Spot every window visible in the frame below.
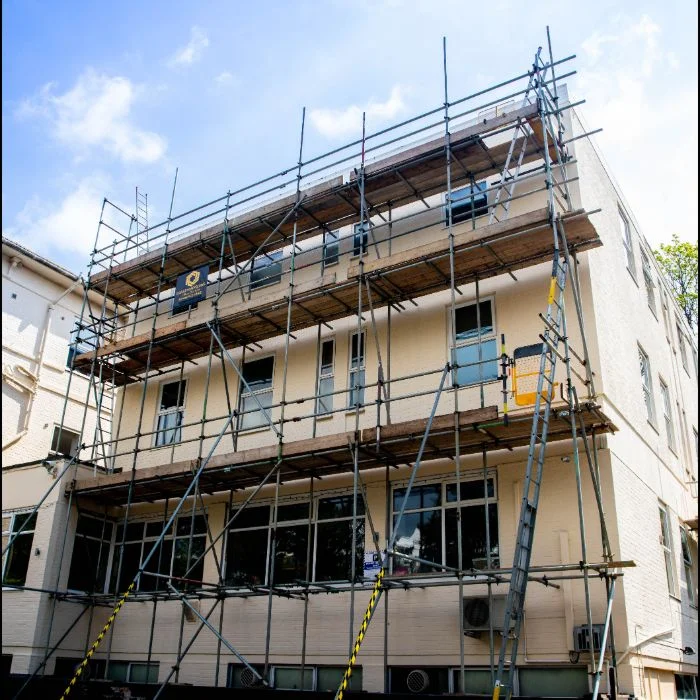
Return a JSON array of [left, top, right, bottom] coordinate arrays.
[[518, 667, 589, 696], [638, 346, 655, 425], [2, 511, 37, 586], [660, 287, 672, 338], [54, 657, 106, 680], [107, 661, 159, 683], [225, 495, 364, 586], [110, 514, 207, 593], [659, 380, 676, 451], [677, 322, 689, 372], [453, 300, 499, 386], [619, 207, 636, 277], [680, 528, 696, 606], [316, 339, 335, 415], [1, 654, 11, 677], [228, 665, 361, 692], [50, 426, 81, 457], [66, 318, 96, 368], [238, 356, 274, 431], [348, 331, 366, 407], [68, 514, 113, 593], [392, 478, 499, 575], [155, 380, 186, 446], [658, 504, 677, 596], [323, 230, 339, 268], [641, 252, 656, 316], [446, 182, 488, 225], [250, 250, 282, 290], [675, 674, 698, 699], [352, 222, 369, 257]]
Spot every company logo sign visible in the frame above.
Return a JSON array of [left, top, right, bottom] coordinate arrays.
[[173, 266, 209, 313]]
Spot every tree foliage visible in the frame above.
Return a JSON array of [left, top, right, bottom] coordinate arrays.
[[653, 234, 698, 331]]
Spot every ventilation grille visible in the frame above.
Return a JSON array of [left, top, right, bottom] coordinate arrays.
[[406, 669, 430, 693], [573, 624, 606, 652]]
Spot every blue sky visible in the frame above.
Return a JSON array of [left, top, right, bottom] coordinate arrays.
[[2, 0, 697, 274]]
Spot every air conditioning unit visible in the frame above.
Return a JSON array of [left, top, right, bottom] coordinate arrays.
[[573, 624, 607, 652], [463, 595, 514, 637]]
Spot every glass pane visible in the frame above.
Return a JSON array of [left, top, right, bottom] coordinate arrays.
[[453, 668, 493, 693], [324, 232, 339, 266], [445, 503, 499, 570], [318, 495, 365, 520], [392, 511, 442, 574], [176, 514, 207, 536], [251, 253, 282, 289], [110, 542, 141, 593], [2, 532, 34, 586], [69, 537, 108, 592], [240, 392, 273, 431], [348, 369, 365, 407], [316, 520, 364, 581], [160, 381, 185, 411], [13, 512, 37, 534], [455, 302, 493, 341], [226, 528, 268, 586], [350, 333, 365, 366], [145, 521, 165, 538], [455, 340, 499, 386], [141, 538, 173, 592], [155, 410, 183, 446], [318, 667, 362, 692], [116, 522, 145, 543], [274, 525, 310, 584], [129, 662, 158, 683], [318, 376, 334, 414], [242, 357, 274, 390], [276, 503, 309, 522], [275, 667, 313, 690], [106, 661, 129, 682], [75, 515, 105, 539], [230, 506, 270, 530], [518, 667, 589, 696], [393, 484, 441, 512], [321, 340, 334, 374], [172, 536, 205, 588], [446, 478, 494, 502]]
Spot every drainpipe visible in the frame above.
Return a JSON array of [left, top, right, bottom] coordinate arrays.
[[2, 275, 85, 453], [616, 627, 674, 665]]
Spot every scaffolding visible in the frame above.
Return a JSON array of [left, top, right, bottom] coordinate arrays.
[[11, 29, 629, 700]]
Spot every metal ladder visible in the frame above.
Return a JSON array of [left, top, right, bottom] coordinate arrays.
[[493, 240, 569, 699], [135, 186, 149, 254]]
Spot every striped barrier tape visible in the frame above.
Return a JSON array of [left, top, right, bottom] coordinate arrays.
[[335, 568, 385, 700], [59, 581, 136, 699]]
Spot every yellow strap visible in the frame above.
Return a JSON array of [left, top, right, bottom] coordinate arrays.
[[60, 582, 136, 699], [336, 568, 384, 700]]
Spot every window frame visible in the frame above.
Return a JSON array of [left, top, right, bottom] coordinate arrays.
[[679, 527, 696, 607], [316, 338, 335, 416], [352, 222, 369, 258], [154, 379, 187, 447], [677, 322, 689, 374], [658, 504, 678, 598], [225, 492, 366, 587], [659, 378, 676, 453], [322, 230, 339, 269], [451, 297, 499, 387], [445, 182, 489, 226], [66, 317, 96, 368], [237, 354, 275, 432], [106, 660, 159, 683], [638, 345, 656, 426], [50, 425, 81, 458], [2, 510, 38, 588], [250, 250, 283, 291], [641, 251, 657, 317], [67, 513, 114, 594], [618, 206, 636, 279], [390, 474, 499, 575], [348, 330, 366, 408]]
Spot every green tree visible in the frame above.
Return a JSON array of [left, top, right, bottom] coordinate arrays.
[[653, 234, 698, 331]]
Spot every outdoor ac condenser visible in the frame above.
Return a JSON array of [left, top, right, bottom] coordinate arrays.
[[462, 595, 514, 636]]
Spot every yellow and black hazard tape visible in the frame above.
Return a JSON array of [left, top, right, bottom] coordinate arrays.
[[59, 581, 136, 699], [335, 568, 385, 700]]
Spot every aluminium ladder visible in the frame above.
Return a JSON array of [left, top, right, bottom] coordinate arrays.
[[493, 238, 569, 700]]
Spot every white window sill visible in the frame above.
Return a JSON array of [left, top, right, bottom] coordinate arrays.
[[316, 413, 334, 422], [151, 442, 183, 450], [237, 424, 276, 437], [345, 407, 366, 416], [350, 252, 369, 261]]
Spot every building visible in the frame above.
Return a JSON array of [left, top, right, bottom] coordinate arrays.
[[2, 43, 697, 699]]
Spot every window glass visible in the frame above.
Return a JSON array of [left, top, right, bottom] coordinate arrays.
[[156, 380, 186, 447], [318, 495, 365, 520], [455, 301, 493, 340], [348, 332, 366, 407], [242, 357, 274, 391], [275, 667, 314, 690], [675, 674, 698, 699], [641, 252, 656, 314], [446, 478, 494, 502], [619, 207, 636, 276], [316, 519, 364, 582], [317, 339, 335, 415], [160, 381, 186, 411], [2, 511, 38, 587], [447, 182, 488, 224], [250, 251, 282, 290], [445, 503, 499, 570], [453, 300, 498, 387], [638, 347, 655, 424], [353, 222, 369, 256], [393, 484, 441, 511], [50, 427, 80, 456], [226, 528, 268, 586], [317, 667, 362, 692], [68, 515, 112, 593], [239, 357, 274, 430], [230, 506, 270, 530], [393, 510, 442, 574], [659, 505, 677, 595], [518, 667, 589, 696], [323, 230, 339, 267], [274, 524, 310, 584], [452, 668, 493, 693]]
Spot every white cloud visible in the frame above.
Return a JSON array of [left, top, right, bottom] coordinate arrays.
[[2, 176, 120, 258], [16, 69, 167, 164], [575, 14, 697, 247], [168, 26, 209, 67], [215, 71, 233, 84], [309, 85, 408, 139]]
